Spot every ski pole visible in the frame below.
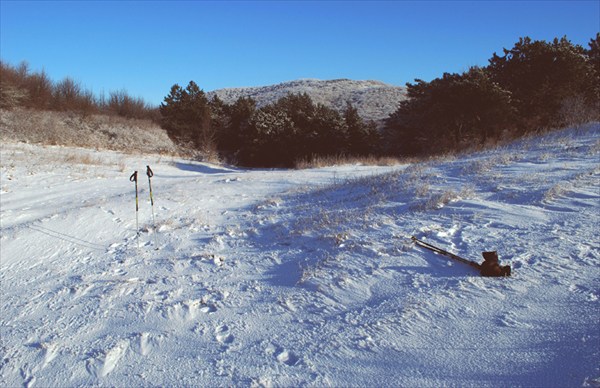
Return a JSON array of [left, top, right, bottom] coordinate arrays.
[[130, 171, 139, 249], [411, 236, 481, 270], [146, 165, 158, 249]]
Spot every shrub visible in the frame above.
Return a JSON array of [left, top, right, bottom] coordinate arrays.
[[0, 60, 157, 120]]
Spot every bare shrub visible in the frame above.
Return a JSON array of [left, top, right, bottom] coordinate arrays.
[[106, 89, 155, 120], [559, 95, 598, 128], [0, 108, 179, 155], [0, 60, 157, 121], [24, 70, 53, 110], [0, 85, 28, 109], [52, 77, 81, 110]]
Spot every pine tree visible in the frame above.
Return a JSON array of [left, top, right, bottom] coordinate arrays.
[[159, 81, 212, 152], [385, 67, 515, 155], [344, 102, 378, 155], [487, 36, 593, 130]]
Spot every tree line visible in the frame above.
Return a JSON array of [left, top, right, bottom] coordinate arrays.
[[383, 35, 600, 156], [160, 34, 599, 166], [2, 34, 598, 167], [0, 61, 157, 120], [159, 83, 379, 166]]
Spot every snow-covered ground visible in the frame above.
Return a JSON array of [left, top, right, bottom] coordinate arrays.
[[1, 124, 599, 387]]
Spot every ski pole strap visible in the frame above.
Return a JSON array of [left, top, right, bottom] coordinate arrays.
[[411, 236, 481, 269], [146, 165, 153, 178], [130, 171, 138, 182]]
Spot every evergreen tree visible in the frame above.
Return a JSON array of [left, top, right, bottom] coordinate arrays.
[[220, 96, 256, 157], [273, 93, 315, 133], [309, 104, 347, 156], [208, 95, 228, 144], [585, 33, 600, 114], [487, 36, 593, 130], [244, 105, 296, 166], [159, 81, 211, 151], [344, 102, 378, 155], [385, 67, 515, 155]]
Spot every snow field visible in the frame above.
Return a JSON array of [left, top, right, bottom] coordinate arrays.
[[1, 124, 599, 387]]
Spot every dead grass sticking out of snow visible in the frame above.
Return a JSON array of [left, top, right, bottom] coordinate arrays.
[[409, 185, 476, 212], [461, 151, 521, 176], [542, 166, 600, 203], [295, 154, 405, 169]]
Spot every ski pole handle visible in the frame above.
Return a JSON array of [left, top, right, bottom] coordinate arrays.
[[147, 169, 154, 207], [130, 171, 140, 248], [130, 171, 139, 212]]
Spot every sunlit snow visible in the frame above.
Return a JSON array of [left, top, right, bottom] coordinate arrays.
[[1, 125, 599, 387]]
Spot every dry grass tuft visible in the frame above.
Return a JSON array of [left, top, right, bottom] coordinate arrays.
[[461, 151, 520, 176], [410, 185, 476, 212], [295, 154, 403, 169], [62, 152, 103, 166]]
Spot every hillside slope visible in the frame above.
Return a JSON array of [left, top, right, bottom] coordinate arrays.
[[0, 108, 179, 155], [1, 124, 599, 387], [208, 78, 407, 122]]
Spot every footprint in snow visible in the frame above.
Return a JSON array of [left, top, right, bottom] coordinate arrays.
[[113, 268, 127, 276], [215, 324, 234, 344], [265, 343, 300, 366], [497, 311, 533, 329], [19, 367, 36, 388], [23, 341, 59, 373], [276, 350, 300, 366], [568, 283, 599, 302], [163, 299, 202, 321], [130, 332, 166, 356], [85, 339, 129, 378], [200, 304, 217, 314], [101, 207, 115, 216]]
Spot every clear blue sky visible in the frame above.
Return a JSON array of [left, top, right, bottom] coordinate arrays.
[[1, 1, 598, 106]]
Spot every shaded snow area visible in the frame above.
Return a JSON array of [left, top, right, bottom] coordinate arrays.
[[1, 125, 599, 387]]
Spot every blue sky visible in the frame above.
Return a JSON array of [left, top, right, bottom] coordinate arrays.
[[1, 1, 598, 106]]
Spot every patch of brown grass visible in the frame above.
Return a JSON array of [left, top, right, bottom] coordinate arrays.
[[0, 108, 180, 156], [295, 154, 404, 169]]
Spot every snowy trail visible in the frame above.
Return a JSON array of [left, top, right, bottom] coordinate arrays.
[[1, 125, 599, 387]]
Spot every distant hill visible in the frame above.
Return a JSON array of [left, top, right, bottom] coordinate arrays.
[[207, 78, 407, 123]]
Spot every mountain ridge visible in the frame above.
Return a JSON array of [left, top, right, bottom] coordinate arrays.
[[207, 78, 407, 123]]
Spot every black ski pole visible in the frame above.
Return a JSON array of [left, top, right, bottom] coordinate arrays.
[[146, 165, 158, 249], [130, 171, 139, 248], [411, 236, 481, 270]]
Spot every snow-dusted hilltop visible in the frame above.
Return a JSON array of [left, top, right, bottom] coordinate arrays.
[[208, 78, 407, 122]]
